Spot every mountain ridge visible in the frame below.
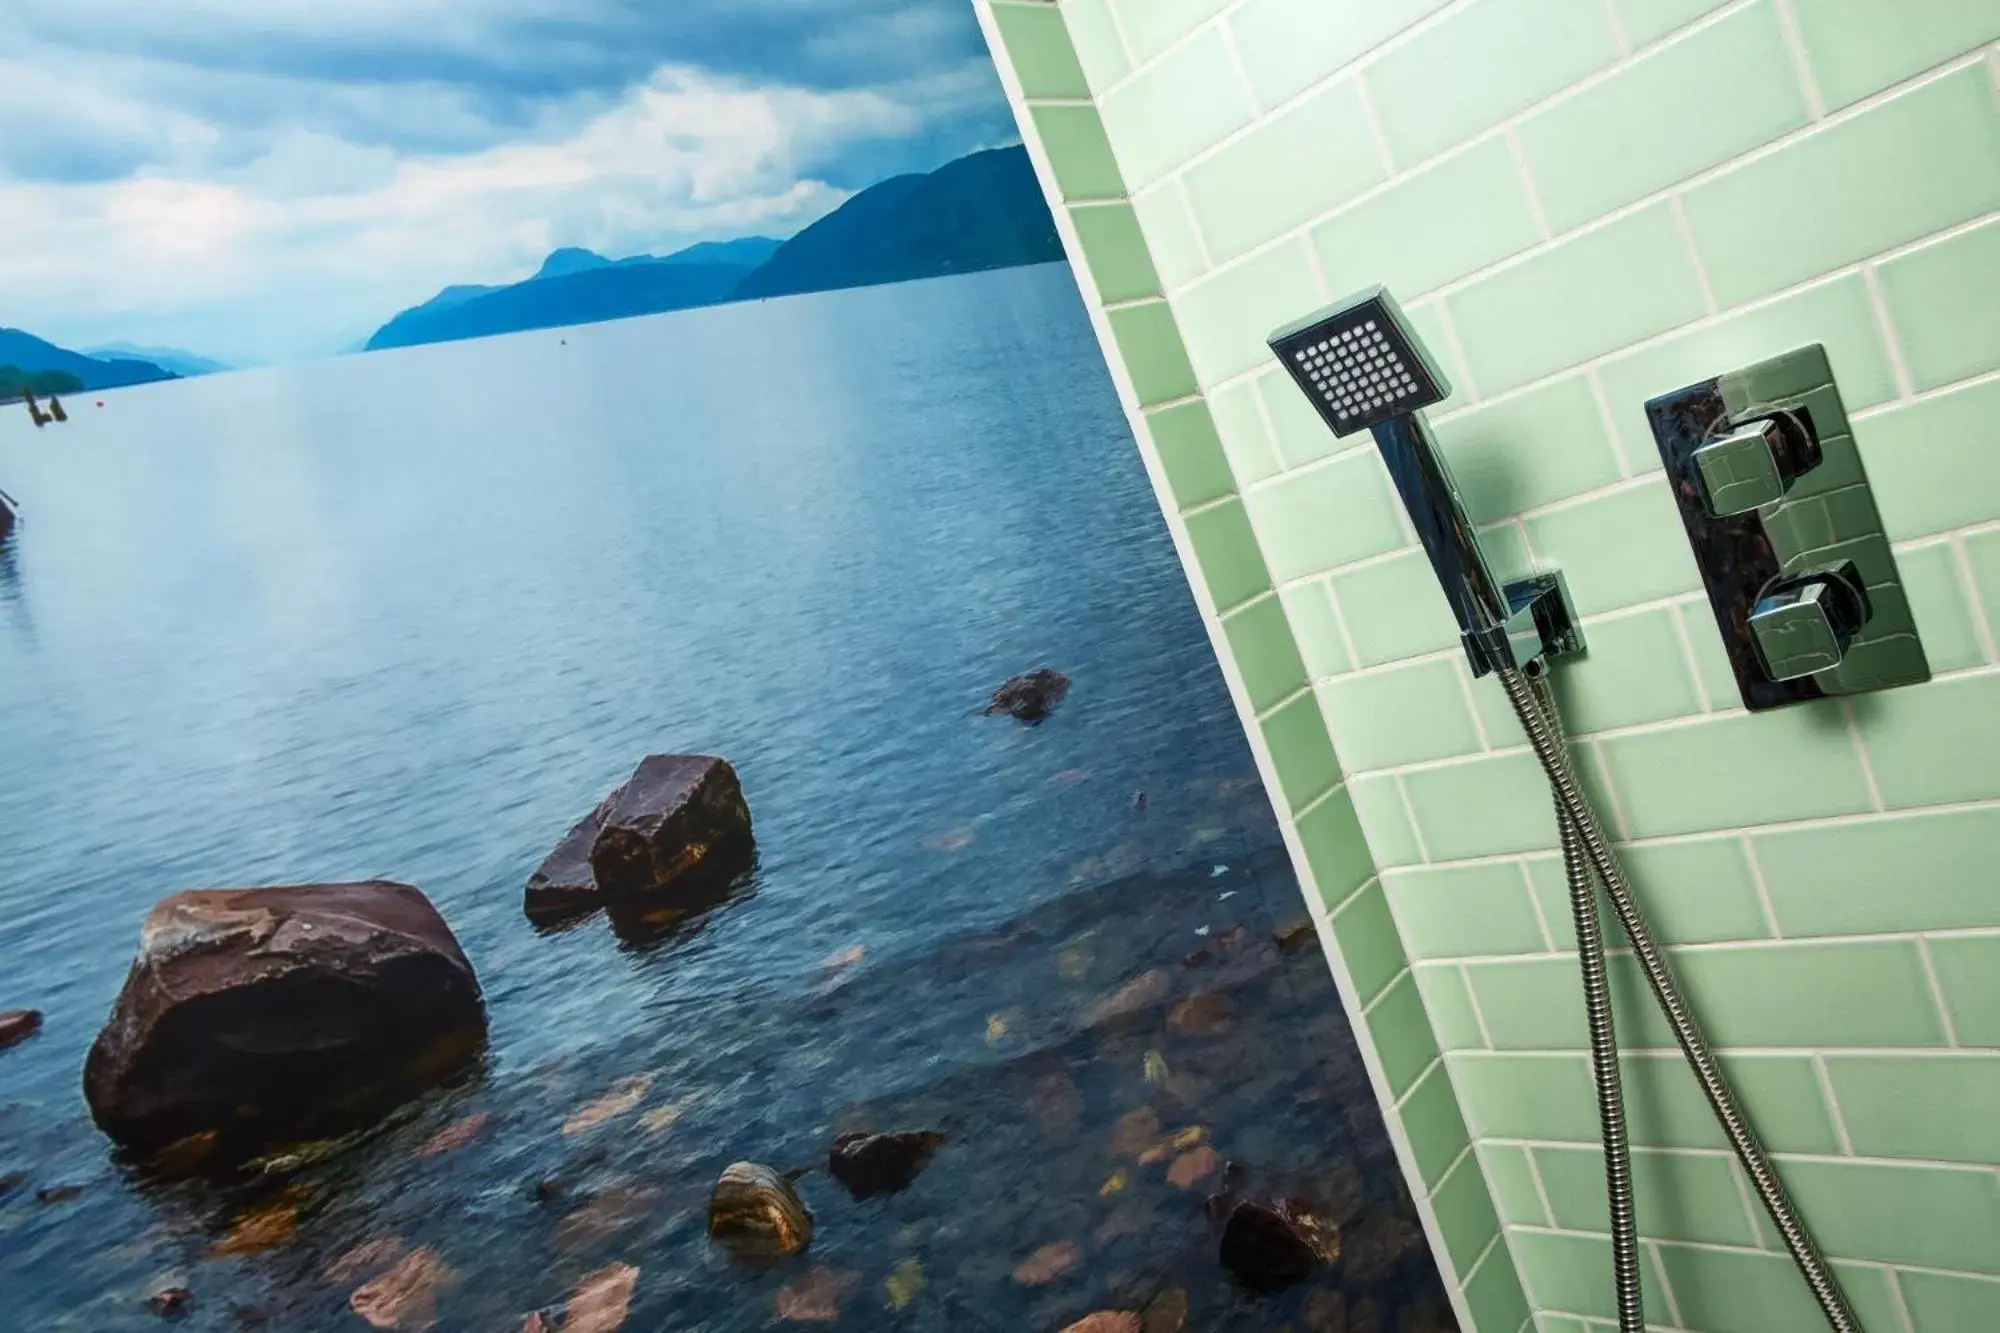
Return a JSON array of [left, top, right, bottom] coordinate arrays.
[[0, 329, 177, 394]]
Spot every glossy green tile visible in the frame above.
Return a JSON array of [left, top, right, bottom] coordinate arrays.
[[1597, 705, 1873, 838], [1898, 541, 1987, 671], [1311, 135, 1542, 300], [1463, 1241, 1531, 1332], [1296, 787, 1377, 911], [1106, 0, 1230, 63], [1229, 0, 1453, 110], [1399, 1060, 1472, 1188], [1612, 0, 1728, 46], [1403, 300, 1475, 408], [1520, 483, 1703, 617], [1862, 376, 2000, 541], [1209, 377, 1283, 486], [1416, 963, 1487, 1049], [1856, 672, 2000, 807], [1901, 1270, 2000, 1331], [1548, 607, 1704, 734], [1928, 933, 2000, 1047], [1131, 181, 1207, 290], [1183, 497, 1271, 611], [1260, 689, 1342, 812], [1467, 953, 1661, 1050], [1030, 104, 1126, 200], [1432, 1149, 1504, 1277], [1317, 658, 1485, 772], [1535, 1145, 1757, 1246], [1366, 0, 1621, 168], [1329, 548, 1464, 667], [1668, 939, 1947, 1047], [1069, 202, 1160, 305], [1386, 860, 1548, 960], [1348, 772, 1424, 868], [1620, 1052, 1843, 1154], [1221, 594, 1308, 712], [1258, 363, 1353, 469], [1681, 66, 2000, 306], [1528, 836, 1769, 949], [1677, 598, 1742, 705], [1520, 2, 1810, 233], [1656, 1244, 1886, 1333], [1975, 529, 2000, 648], [1778, 1156, 2000, 1273], [1331, 879, 1407, 1003], [1449, 204, 1707, 395], [1060, 0, 1130, 92], [1477, 1143, 1548, 1225], [1754, 806, 2000, 935], [1827, 1054, 2000, 1165], [1464, 665, 1530, 752], [1596, 272, 1897, 465], [1145, 399, 1233, 509], [1452, 1051, 1842, 1151], [1403, 751, 1560, 861], [1175, 238, 1323, 385], [1099, 28, 1251, 189], [992, 2, 1091, 100], [1106, 300, 1199, 405], [1185, 78, 1387, 264], [1535, 1317, 1590, 1333], [1244, 450, 1407, 582], [1510, 1227, 1667, 1322], [1279, 580, 1351, 678], [1370, 970, 1443, 1096], [1878, 216, 2000, 391], [1432, 375, 1624, 526], [1793, 0, 2000, 109]]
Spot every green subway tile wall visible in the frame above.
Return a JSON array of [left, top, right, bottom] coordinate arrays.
[[981, 0, 2000, 1327]]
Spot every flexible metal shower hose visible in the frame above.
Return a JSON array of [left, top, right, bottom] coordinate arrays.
[[1497, 667, 1861, 1333]]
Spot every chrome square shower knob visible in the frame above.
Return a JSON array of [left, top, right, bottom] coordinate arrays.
[[1692, 411, 1820, 517], [1749, 562, 1870, 682]]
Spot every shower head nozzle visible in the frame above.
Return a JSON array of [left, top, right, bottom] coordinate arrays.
[[1267, 286, 1452, 438]]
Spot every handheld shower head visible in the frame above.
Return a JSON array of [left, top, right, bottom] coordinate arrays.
[[1267, 287, 1580, 678], [1269, 287, 1451, 436]]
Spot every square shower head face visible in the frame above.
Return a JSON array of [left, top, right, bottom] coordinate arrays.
[[1268, 288, 1451, 438]]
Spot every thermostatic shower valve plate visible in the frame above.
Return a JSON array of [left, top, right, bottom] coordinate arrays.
[[1645, 344, 1929, 712]]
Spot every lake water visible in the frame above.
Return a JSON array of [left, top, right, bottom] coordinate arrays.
[[0, 265, 1455, 1330]]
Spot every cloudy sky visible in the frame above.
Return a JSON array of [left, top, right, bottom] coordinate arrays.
[[0, 0, 1018, 364]]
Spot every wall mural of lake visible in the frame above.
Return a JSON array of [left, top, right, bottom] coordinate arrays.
[[0, 3, 1456, 1329]]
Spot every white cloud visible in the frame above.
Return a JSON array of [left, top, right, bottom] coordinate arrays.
[[0, 65, 925, 362]]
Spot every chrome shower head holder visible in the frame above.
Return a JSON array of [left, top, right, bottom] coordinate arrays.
[[1268, 286, 1582, 678]]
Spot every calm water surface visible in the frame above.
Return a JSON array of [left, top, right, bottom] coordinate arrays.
[[0, 266, 1453, 1330]]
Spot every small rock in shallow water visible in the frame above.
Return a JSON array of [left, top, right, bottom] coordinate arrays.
[[1062, 1315, 1140, 1333], [1141, 1288, 1188, 1333], [1167, 992, 1233, 1037], [0, 1008, 42, 1049], [1218, 1197, 1339, 1292], [708, 1162, 812, 1259], [985, 668, 1070, 723], [827, 1130, 945, 1200], [589, 754, 754, 900], [1273, 919, 1317, 954], [1013, 1239, 1080, 1286], [562, 1262, 639, 1333], [774, 1267, 857, 1322], [349, 1247, 453, 1330], [146, 1286, 193, 1319]]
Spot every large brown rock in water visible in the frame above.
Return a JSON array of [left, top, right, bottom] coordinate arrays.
[[84, 882, 486, 1160], [985, 668, 1070, 724], [524, 786, 625, 923], [588, 755, 752, 899]]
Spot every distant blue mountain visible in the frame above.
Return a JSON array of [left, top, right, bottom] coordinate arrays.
[[734, 146, 1062, 301], [84, 342, 231, 377], [365, 236, 785, 352], [0, 328, 176, 393]]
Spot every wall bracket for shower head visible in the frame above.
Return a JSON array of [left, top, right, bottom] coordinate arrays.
[[1268, 287, 1583, 678]]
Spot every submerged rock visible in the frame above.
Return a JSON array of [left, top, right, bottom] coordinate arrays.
[[0, 1008, 42, 1050], [708, 1162, 813, 1260], [83, 882, 487, 1161], [827, 1129, 946, 1200], [985, 668, 1070, 723], [146, 1286, 194, 1319], [1216, 1196, 1340, 1292]]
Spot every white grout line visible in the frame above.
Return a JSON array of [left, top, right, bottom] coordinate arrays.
[[1770, 0, 1827, 119], [1950, 533, 2000, 663], [1353, 70, 1399, 175], [1915, 937, 1963, 1047], [1457, 661, 1497, 752], [1839, 699, 1887, 812], [1668, 602, 1717, 713], [1520, 860, 1561, 952], [1586, 365, 1636, 477], [1648, 1240, 1686, 1328], [1860, 261, 1918, 400], [1432, 298, 1483, 405], [1739, 834, 1785, 939], [1522, 1145, 1559, 1230], [1461, 960, 1498, 1048], [1669, 195, 1720, 314], [1322, 579, 1367, 672], [1396, 771, 1434, 862], [1599, 0, 1632, 56], [1725, 1156, 1769, 1250], [1812, 1052, 1857, 1155], [1885, 1267, 1921, 1333]]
